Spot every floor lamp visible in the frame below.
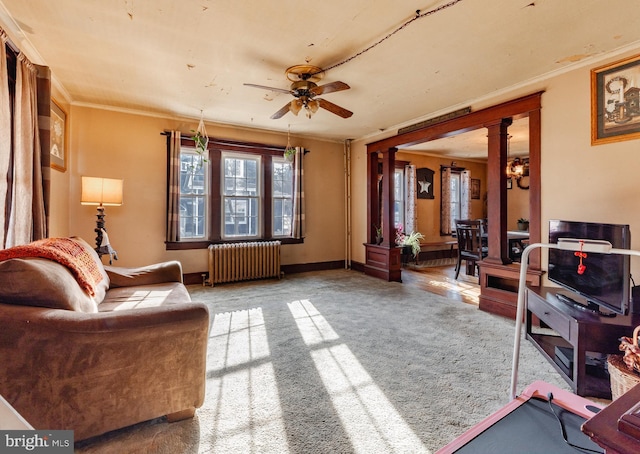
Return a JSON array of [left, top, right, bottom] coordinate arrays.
[[81, 176, 123, 263]]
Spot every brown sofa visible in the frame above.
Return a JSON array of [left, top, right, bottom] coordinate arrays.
[[0, 237, 209, 441]]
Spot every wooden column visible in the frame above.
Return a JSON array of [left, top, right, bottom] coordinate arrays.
[[364, 146, 401, 282], [484, 118, 512, 264], [527, 108, 542, 270], [367, 150, 379, 243], [380, 148, 395, 247]]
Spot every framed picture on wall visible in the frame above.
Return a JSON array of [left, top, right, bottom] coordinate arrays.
[[471, 178, 480, 199], [416, 167, 435, 199], [507, 178, 513, 190], [591, 53, 640, 145], [50, 98, 67, 172]]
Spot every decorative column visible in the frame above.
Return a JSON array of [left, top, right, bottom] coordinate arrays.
[[364, 146, 401, 282], [483, 118, 512, 264]]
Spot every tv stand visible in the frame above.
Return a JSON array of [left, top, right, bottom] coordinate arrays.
[[526, 286, 640, 398], [555, 292, 616, 317]]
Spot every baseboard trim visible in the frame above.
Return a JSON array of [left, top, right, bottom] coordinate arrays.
[[282, 260, 345, 275], [183, 260, 348, 285]]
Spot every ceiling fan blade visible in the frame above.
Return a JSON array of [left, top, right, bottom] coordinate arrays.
[[309, 81, 350, 96], [244, 83, 292, 95], [270, 102, 292, 119], [317, 98, 353, 118]]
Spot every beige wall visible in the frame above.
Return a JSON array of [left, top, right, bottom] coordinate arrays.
[[51, 106, 346, 274], [351, 45, 640, 273], [507, 175, 529, 230]]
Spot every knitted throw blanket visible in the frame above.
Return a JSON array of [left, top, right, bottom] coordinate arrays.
[[0, 238, 103, 296]]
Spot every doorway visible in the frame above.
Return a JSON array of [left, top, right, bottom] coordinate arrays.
[[364, 92, 544, 318]]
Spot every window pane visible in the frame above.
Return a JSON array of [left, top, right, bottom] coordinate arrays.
[[273, 198, 292, 236], [180, 195, 206, 239], [273, 162, 293, 197], [394, 170, 403, 200], [180, 155, 206, 195], [224, 197, 259, 237], [224, 156, 259, 196], [450, 173, 461, 231], [178, 148, 208, 240], [394, 169, 404, 229]]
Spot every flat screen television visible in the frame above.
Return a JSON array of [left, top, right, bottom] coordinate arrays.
[[548, 219, 631, 315]]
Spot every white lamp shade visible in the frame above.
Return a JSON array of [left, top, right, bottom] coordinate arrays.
[[81, 177, 124, 206]]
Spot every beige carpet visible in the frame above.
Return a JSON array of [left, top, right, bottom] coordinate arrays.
[[75, 269, 572, 453]]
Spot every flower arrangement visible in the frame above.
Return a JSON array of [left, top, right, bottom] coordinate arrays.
[[395, 225, 424, 258]]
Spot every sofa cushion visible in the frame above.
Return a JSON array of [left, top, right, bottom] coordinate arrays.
[[99, 282, 192, 312], [0, 258, 98, 312]]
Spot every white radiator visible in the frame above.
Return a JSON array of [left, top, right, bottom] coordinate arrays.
[[207, 241, 281, 286]]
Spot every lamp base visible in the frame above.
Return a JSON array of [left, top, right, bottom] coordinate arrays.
[[94, 206, 118, 264], [94, 206, 106, 250]]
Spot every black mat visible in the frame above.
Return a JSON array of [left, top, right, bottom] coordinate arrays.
[[454, 396, 602, 453]]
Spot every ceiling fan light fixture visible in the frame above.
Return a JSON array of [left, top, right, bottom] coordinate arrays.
[[290, 99, 302, 116], [246, 64, 352, 119], [302, 98, 320, 118]]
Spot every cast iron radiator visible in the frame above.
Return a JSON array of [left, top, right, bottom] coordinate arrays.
[[207, 241, 281, 286]]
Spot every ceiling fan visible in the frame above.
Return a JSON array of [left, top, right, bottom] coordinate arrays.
[[244, 64, 353, 119]]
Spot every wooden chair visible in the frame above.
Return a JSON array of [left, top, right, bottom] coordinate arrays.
[[454, 219, 487, 280]]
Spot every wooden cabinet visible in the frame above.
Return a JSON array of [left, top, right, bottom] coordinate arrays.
[[526, 286, 640, 399], [582, 383, 640, 454]]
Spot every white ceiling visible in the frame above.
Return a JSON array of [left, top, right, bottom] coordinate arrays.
[[1, 0, 640, 158]]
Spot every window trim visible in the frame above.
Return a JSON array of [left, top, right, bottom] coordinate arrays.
[[166, 136, 303, 250]]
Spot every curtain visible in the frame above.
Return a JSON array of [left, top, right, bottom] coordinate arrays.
[[460, 170, 471, 221], [440, 167, 452, 235], [291, 146, 305, 239], [0, 31, 10, 248], [166, 130, 181, 242], [404, 164, 417, 233], [6, 53, 43, 247]]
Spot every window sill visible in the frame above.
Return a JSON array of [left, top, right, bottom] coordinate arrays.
[[165, 238, 303, 250]]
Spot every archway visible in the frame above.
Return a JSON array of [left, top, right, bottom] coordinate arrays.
[[364, 92, 544, 318]]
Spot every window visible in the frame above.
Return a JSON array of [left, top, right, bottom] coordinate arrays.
[[440, 167, 470, 235], [168, 137, 300, 248], [449, 171, 462, 232], [222, 153, 260, 238], [272, 158, 293, 237], [179, 150, 208, 239]]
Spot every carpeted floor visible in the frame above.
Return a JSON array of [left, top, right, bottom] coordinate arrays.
[[75, 269, 572, 453]]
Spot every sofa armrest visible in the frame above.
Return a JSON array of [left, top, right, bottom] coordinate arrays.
[[104, 260, 183, 287]]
